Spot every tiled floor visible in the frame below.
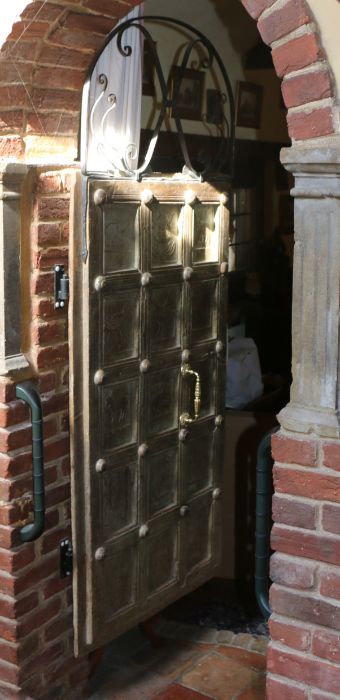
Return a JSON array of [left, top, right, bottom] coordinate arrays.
[[87, 619, 267, 700]]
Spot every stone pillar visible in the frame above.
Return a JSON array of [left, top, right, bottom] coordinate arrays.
[[0, 162, 29, 375], [278, 139, 340, 438]]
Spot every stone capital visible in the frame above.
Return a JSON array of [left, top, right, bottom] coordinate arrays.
[[278, 138, 340, 437]]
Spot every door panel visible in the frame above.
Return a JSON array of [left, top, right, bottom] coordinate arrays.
[[70, 177, 229, 655]]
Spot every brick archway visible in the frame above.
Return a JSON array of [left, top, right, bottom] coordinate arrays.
[[0, 0, 336, 159], [0, 2, 339, 700]]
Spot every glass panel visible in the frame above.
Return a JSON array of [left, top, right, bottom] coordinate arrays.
[[145, 524, 178, 595], [193, 205, 219, 263], [100, 543, 138, 619], [183, 433, 213, 499], [99, 463, 137, 539], [148, 368, 179, 436], [196, 357, 216, 417], [185, 496, 211, 573], [152, 205, 183, 267], [148, 446, 178, 517], [103, 204, 139, 273], [192, 279, 218, 344], [103, 291, 139, 365], [102, 380, 138, 450], [150, 285, 181, 352]]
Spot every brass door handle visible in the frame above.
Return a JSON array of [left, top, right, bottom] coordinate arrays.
[[180, 363, 201, 427]]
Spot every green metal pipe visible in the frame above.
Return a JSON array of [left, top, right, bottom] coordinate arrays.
[[255, 426, 279, 620], [16, 382, 45, 543]]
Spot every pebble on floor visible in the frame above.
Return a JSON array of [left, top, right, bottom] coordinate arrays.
[[87, 619, 267, 700]]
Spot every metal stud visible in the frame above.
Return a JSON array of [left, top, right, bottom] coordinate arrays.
[[141, 189, 154, 205], [93, 188, 107, 206], [184, 189, 196, 206], [140, 359, 151, 373], [180, 505, 189, 517], [215, 415, 224, 428], [220, 262, 228, 276], [139, 524, 149, 539], [179, 428, 188, 442], [181, 349, 191, 364], [95, 459, 106, 473], [141, 272, 152, 287], [138, 443, 149, 458], [183, 267, 194, 281], [219, 192, 228, 205], [212, 488, 222, 500], [94, 276, 105, 291], [94, 369, 105, 385], [95, 546, 106, 560], [215, 340, 224, 355]]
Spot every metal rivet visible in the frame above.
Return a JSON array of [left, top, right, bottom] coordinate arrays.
[[94, 369, 105, 385], [95, 459, 106, 473], [220, 262, 228, 276], [215, 340, 224, 355], [55, 265, 60, 272], [141, 189, 154, 205], [184, 189, 196, 206], [179, 428, 188, 442], [138, 443, 149, 457], [95, 547, 106, 561], [183, 267, 194, 281], [212, 488, 222, 500], [180, 505, 189, 517], [94, 188, 107, 206], [139, 524, 149, 539], [140, 359, 151, 373], [94, 276, 105, 291], [220, 192, 228, 205], [181, 349, 191, 364], [141, 272, 152, 287], [215, 415, 224, 428]]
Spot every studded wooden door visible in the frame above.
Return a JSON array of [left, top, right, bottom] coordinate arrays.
[[70, 176, 230, 656]]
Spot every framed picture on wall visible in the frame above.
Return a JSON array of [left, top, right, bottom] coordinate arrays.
[[236, 81, 263, 128], [170, 67, 205, 120]]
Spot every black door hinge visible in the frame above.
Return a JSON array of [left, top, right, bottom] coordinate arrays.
[[60, 538, 73, 578], [54, 265, 69, 310]]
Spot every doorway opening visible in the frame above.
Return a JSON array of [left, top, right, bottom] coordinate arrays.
[[73, 0, 293, 695]]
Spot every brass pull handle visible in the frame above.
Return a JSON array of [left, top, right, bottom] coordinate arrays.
[[180, 363, 201, 427]]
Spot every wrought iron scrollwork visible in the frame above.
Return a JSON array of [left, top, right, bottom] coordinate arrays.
[[81, 16, 235, 180]]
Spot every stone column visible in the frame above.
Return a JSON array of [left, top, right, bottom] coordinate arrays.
[[278, 139, 340, 438], [0, 162, 29, 374]]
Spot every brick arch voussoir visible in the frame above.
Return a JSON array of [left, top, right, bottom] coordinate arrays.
[[0, 0, 337, 158]]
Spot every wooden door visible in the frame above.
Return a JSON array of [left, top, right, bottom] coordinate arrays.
[[70, 176, 230, 656]]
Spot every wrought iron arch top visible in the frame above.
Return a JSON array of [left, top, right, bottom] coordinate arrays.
[[81, 15, 235, 181]]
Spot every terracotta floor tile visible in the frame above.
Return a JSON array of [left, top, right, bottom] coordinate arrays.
[[89, 663, 170, 700], [237, 676, 266, 699], [180, 652, 261, 700], [216, 646, 267, 672], [132, 640, 205, 679], [153, 683, 213, 699]]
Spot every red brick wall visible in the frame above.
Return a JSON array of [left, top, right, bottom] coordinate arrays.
[[0, 0, 339, 698], [266, 434, 340, 699], [0, 169, 89, 699]]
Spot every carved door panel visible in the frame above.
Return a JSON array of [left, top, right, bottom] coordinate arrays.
[[70, 177, 229, 656]]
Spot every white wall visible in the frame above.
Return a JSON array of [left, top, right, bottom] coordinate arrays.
[[143, 0, 287, 142]]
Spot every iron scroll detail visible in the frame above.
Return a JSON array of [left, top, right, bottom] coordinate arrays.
[[81, 16, 235, 180]]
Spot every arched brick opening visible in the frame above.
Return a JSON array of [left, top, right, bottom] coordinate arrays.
[[0, 2, 339, 699], [0, 0, 337, 159]]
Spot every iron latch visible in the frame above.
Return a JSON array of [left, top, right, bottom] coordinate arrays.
[[60, 538, 73, 578], [54, 265, 69, 310]]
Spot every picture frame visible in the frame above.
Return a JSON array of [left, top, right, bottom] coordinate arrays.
[[170, 67, 205, 121], [206, 89, 224, 125], [236, 81, 263, 129], [142, 41, 156, 96]]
